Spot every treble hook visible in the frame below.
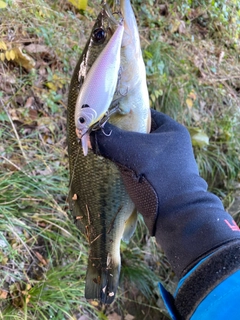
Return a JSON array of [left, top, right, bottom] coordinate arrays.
[[90, 117, 112, 136], [101, 126, 112, 137]]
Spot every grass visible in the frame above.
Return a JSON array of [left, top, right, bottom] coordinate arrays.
[[0, 1, 166, 316], [139, 2, 240, 195], [0, 0, 239, 318], [0, 158, 91, 318]]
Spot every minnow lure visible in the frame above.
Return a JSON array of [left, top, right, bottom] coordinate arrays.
[[74, 23, 124, 156]]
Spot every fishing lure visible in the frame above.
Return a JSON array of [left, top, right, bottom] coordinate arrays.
[[74, 23, 124, 156]]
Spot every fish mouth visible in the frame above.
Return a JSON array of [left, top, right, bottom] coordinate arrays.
[[101, 2, 122, 27], [75, 128, 89, 156], [81, 131, 90, 156]]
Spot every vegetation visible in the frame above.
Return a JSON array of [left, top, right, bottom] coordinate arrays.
[[0, 0, 239, 319]]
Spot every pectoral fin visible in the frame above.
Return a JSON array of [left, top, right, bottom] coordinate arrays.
[[122, 208, 138, 243]]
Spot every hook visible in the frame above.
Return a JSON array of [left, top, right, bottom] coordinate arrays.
[[101, 126, 112, 137]]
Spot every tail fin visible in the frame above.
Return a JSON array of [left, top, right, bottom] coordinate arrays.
[[85, 261, 120, 304]]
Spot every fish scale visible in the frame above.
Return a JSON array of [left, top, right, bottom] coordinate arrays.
[[67, 0, 150, 304]]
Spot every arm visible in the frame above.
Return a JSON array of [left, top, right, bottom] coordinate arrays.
[[90, 109, 240, 319]]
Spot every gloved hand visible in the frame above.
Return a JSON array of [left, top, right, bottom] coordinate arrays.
[[90, 109, 240, 279]]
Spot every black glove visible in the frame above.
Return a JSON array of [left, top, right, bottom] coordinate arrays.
[[90, 109, 240, 280]]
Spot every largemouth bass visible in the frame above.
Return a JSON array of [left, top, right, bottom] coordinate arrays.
[[67, 0, 150, 304]]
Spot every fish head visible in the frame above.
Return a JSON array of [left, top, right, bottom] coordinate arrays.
[[88, 3, 121, 49], [78, 5, 120, 82]]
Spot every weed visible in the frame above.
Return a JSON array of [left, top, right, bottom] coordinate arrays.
[[0, 0, 239, 318]]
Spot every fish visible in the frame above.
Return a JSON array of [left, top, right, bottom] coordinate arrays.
[[75, 23, 124, 156], [67, 0, 150, 304]]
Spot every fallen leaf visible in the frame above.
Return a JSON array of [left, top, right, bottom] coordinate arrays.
[[107, 313, 121, 320], [21, 284, 32, 295], [37, 222, 47, 227], [170, 20, 181, 33], [68, 0, 88, 10], [25, 294, 31, 304], [12, 47, 36, 71], [10, 283, 24, 308], [0, 290, 8, 299], [35, 251, 48, 266], [28, 108, 38, 120], [45, 81, 57, 91], [37, 116, 56, 133], [193, 55, 203, 70], [72, 194, 78, 200], [189, 109, 201, 122], [178, 20, 186, 34], [5, 50, 11, 61], [218, 51, 225, 65], [0, 0, 7, 9], [0, 255, 8, 265], [0, 52, 5, 61], [24, 43, 52, 54], [188, 127, 209, 148], [186, 91, 197, 109], [24, 96, 35, 108], [26, 284, 31, 291], [0, 40, 7, 50], [9, 49, 15, 60], [78, 316, 91, 320], [187, 98, 194, 109], [1, 72, 16, 84], [188, 90, 197, 100], [90, 300, 99, 307]]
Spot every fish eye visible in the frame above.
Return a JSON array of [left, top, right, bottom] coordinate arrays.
[[82, 104, 90, 108], [92, 27, 106, 43], [79, 117, 85, 124]]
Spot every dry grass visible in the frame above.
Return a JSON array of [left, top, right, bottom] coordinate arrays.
[[0, 0, 239, 319]]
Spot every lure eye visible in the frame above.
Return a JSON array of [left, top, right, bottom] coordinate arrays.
[[79, 117, 85, 124], [92, 27, 106, 43], [82, 104, 90, 108]]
